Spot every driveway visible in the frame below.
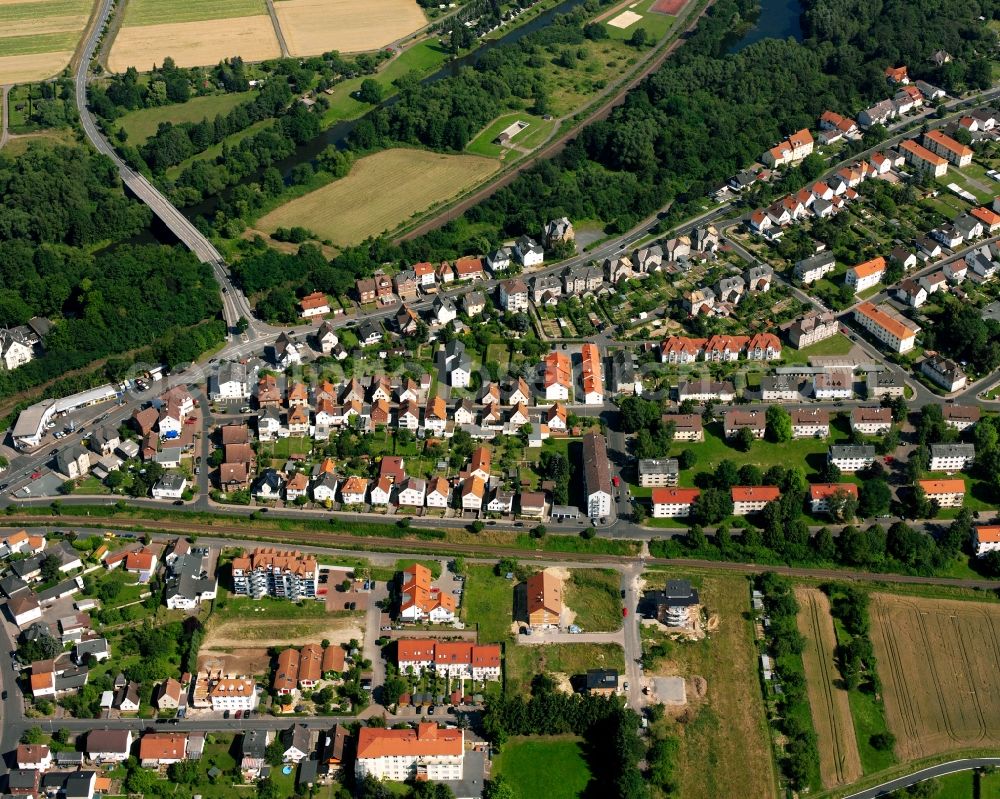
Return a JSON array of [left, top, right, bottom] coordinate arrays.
[[516, 630, 624, 645]]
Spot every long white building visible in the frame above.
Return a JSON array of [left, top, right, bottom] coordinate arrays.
[[355, 724, 464, 783]]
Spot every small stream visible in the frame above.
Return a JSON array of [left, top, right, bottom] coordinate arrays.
[[181, 0, 593, 222]]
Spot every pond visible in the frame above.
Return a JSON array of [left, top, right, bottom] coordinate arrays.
[[727, 0, 803, 53]]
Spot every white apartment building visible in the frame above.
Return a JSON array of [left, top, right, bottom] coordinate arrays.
[[850, 407, 892, 435], [828, 445, 876, 472], [929, 444, 975, 473], [731, 486, 781, 516], [791, 409, 830, 439], [651, 488, 700, 518], [209, 678, 259, 712], [853, 302, 919, 353], [355, 725, 464, 783]]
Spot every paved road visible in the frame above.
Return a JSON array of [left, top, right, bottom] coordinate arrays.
[[841, 758, 1000, 799], [72, 0, 263, 342]]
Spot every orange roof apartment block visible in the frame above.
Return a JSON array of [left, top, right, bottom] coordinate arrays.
[[924, 129, 973, 166], [356, 724, 464, 782], [580, 342, 604, 403]]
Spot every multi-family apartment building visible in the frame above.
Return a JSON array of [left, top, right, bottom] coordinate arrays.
[[355, 724, 464, 783], [828, 445, 876, 472], [929, 444, 975, 473], [231, 548, 318, 601], [853, 302, 920, 353]]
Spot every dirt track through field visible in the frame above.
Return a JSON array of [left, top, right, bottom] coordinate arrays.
[[871, 593, 1000, 760], [795, 588, 863, 787]]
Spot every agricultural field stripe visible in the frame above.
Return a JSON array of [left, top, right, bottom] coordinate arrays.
[[795, 588, 862, 788], [0, 30, 79, 57], [0, 0, 89, 22], [122, 0, 268, 26]]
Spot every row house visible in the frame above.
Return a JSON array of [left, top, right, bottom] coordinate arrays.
[[788, 308, 838, 347], [923, 129, 973, 167], [818, 110, 860, 144], [943, 405, 980, 431], [399, 563, 456, 623], [723, 410, 765, 440], [677, 379, 736, 403], [829, 445, 876, 472], [396, 639, 502, 681], [760, 374, 800, 401], [580, 343, 604, 405], [662, 413, 703, 441], [900, 138, 948, 177], [845, 256, 885, 293], [921, 355, 967, 392], [812, 370, 854, 399], [929, 443, 975, 473], [810, 483, 858, 515], [543, 351, 572, 401], [762, 128, 814, 167], [564, 265, 605, 295], [731, 486, 780, 516]]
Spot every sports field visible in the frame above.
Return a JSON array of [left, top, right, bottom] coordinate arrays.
[[107, 0, 279, 71], [273, 0, 426, 56], [604, 0, 677, 41], [258, 148, 499, 246], [0, 0, 94, 83], [871, 593, 1000, 760], [795, 587, 862, 788]]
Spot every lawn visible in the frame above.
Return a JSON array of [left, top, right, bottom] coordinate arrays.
[[565, 569, 621, 632], [670, 418, 849, 486], [319, 40, 450, 127], [463, 564, 515, 643], [787, 333, 855, 362], [505, 643, 624, 697], [466, 112, 555, 158], [212, 593, 331, 621], [257, 148, 500, 246], [493, 735, 593, 799], [122, 0, 266, 26], [118, 91, 255, 144], [932, 770, 975, 799]]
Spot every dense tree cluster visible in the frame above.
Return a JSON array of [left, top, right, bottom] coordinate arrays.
[[0, 146, 223, 405], [136, 79, 297, 172], [921, 298, 1000, 374], [758, 573, 818, 789], [88, 59, 253, 120]]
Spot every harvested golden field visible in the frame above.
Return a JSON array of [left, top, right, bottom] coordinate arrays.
[[107, 15, 280, 71], [871, 593, 1000, 760], [795, 588, 862, 788], [259, 148, 499, 246], [274, 0, 426, 56], [0, 50, 74, 82]]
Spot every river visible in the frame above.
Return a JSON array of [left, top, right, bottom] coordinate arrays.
[[181, 0, 592, 223], [727, 0, 803, 53]]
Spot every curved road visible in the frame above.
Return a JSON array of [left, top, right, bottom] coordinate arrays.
[[841, 758, 1000, 799], [72, 0, 262, 340]]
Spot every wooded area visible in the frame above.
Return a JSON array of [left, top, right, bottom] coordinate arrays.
[[0, 146, 224, 405]]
